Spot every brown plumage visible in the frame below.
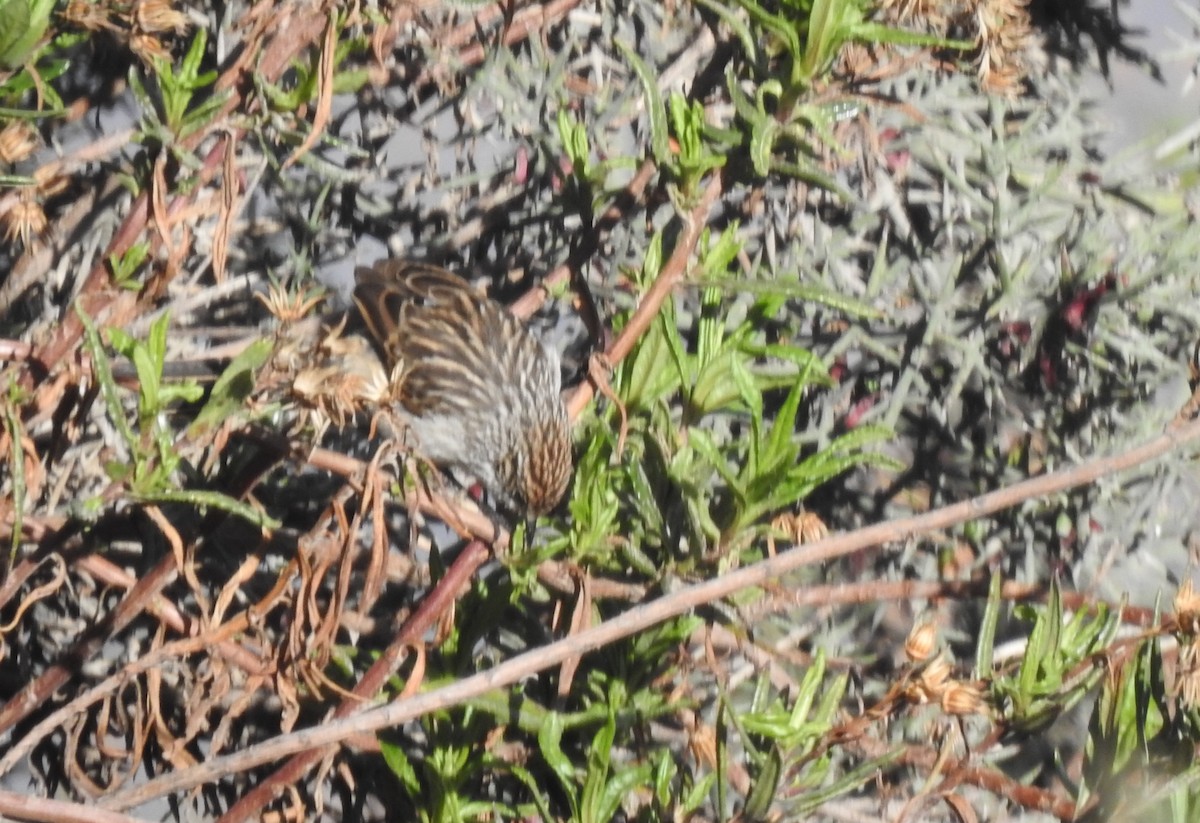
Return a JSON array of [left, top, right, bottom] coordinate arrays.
[[352, 260, 572, 518]]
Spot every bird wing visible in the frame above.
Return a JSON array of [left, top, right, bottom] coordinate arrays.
[[352, 260, 483, 354]]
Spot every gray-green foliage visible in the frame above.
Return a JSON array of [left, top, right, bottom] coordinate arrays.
[[8, 0, 1200, 818]]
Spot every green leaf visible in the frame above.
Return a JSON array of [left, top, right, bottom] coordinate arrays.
[[536, 707, 599, 821], [695, 285, 723, 368], [109, 242, 151, 287], [695, 277, 880, 320], [976, 570, 1002, 675], [791, 748, 904, 815], [0, 0, 52, 70], [1110, 643, 1144, 773], [0, 0, 30, 69], [659, 303, 693, 405], [691, 351, 743, 416], [736, 0, 800, 65], [791, 648, 827, 727], [801, 0, 843, 83], [730, 353, 762, 422], [77, 307, 136, 449], [764, 361, 811, 460], [852, 21, 973, 51], [190, 338, 273, 434], [614, 39, 670, 167], [379, 739, 421, 794], [147, 313, 169, 370], [3, 391, 27, 568], [666, 92, 727, 193], [743, 744, 783, 820], [688, 428, 744, 500], [698, 223, 743, 280], [771, 153, 847, 196], [0, 103, 64, 119], [580, 709, 617, 822], [133, 489, 280, 531], [621, 310, 676, 410], [749, 112, 779, 177], [537, 711, 577, 797], [556, 109, 591, 179], [131, 344, 160, 420], [147, 28, 229, 138], [157, 381, 204, 406]]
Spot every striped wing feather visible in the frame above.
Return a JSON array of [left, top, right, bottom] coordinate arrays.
[[351, 259, 570, 515], [352, 260, 535, 418]]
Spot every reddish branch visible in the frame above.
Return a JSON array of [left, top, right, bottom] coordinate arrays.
[[1, 0, 617, 813], [218, 539, 491, 822], [96, 404, 1200, 812]]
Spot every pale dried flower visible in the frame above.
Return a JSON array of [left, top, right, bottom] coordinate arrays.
[[905, 618, 938, 663], [1177, 637, 1200, 709], [974, 0, 1032, 95], [1176, 579, 1200, 636], [770, 509, 828, 545], [292, 320, 389, 432], [134, 0, 189, 34], [1, 192, 47, 247], [256, 283, 327, 324], [687, 720, 718, 769], [129, 31, 171, 66], [0, 123, 38, 165], [63, 0, 115, 32], [906, 653, 953, 704], [353, 260, 572, 518], [940, 681, 987, 716]]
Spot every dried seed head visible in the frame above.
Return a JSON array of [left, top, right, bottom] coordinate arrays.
[[0, 123, 38, 165], [974, 0, 1032, 95], [256, 283, 327, 324], [1, 191, 47, 247], [1177, 579, 1200, 636], [905, 618, 938, 664], [129, 31, 170, 66], [63, 0, 114, 31], [906, 653, 953, 705], [134, 0, 189, 33], [1178, 637, 1200, 709], [292, 320, 390, 430], [940, 681, 987, 717], [353, 260, 573, 518]]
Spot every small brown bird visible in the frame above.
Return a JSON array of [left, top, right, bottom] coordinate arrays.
[[352, 260, 572, 519]]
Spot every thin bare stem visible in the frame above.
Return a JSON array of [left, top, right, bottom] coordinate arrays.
[[100, 416, 1200, 811]]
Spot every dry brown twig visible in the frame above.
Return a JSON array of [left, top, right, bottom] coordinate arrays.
[[0, 592, 282, 779], [216, 539, 493, 823], [198, 171, 713, 820], [0, 788, 144, 823], [1, 4, 631, 815], [97, 415, 1200, 812]]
